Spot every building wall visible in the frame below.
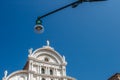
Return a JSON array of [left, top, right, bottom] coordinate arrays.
[[2, 43, 75, 80]]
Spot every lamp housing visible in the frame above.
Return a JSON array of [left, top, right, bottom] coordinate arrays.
[[34, 17, 44, 33]]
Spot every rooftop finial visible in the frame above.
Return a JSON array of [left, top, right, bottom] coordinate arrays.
[[47, 40, 50, 46], [43, 40, 54, 49], [63, 55, 66, 61], [28, 48, 33, 55], [4, 70, 8, 78]]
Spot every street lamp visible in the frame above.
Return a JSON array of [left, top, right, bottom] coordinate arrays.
[[34, 0, 106, 33], [34, 17, 44, 33]]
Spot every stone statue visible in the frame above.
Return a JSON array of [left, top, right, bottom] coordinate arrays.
[[4, 70, 8, 78], [28, 48, 33, 55], [47, 40, 50, 46], [63, 55, 66, 62]]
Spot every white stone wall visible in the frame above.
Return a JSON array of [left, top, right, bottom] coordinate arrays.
[[8, 73, 27, 80], [3, 45, 75, 80], [29, 61, 64, 76]]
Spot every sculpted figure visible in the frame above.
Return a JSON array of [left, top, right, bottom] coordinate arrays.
[[47, 40, 50, 46], [4, 70, 8, 78], [28, 48, 33, 55], [63, 55, 66, 62]]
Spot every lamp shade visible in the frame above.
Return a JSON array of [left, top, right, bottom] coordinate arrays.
[[34, 17, 44, 33], [34, 24, 44, 33]]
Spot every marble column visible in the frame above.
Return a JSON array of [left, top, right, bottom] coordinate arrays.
[[55, 68, 57, 76], [37, 65, 39, 74], [39, 76, 41, 80], [48, 67, 50, 75], [45, 67, 47, 74], [31, 63, 33, 71], [54, 68, 55, 75], [39, 65, 41, 74], [37, 76, 39, 80], [64, 68, 66, 76]]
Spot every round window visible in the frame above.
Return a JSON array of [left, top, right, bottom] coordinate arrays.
[[44, 57, 49, 62]]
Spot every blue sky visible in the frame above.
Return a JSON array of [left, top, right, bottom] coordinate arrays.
[[0, 0, 120, 80]]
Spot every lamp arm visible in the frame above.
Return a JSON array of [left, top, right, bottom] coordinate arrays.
[[39, 0, 81, 19]]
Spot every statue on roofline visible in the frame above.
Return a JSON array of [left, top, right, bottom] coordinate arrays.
[[28, 48, 33, 55]]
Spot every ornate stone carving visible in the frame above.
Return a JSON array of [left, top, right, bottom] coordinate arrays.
[[4, 70, 8, 78], [28, 48, 33, 55], [47, 40, 50, 46]]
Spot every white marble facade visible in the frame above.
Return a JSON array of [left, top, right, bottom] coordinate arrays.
[[2, 41, 75, 80]]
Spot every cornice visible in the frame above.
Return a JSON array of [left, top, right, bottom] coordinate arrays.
[[6, 70, 28, 80], [28, 57, 66, 67], [28, 70, 71, 79]]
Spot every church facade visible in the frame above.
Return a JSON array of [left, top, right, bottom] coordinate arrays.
[[108, 73, 120, 80], [2, 41, 75, 80]]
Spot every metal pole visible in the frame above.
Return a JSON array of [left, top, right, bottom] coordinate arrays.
[[39, 0, 81, 19]]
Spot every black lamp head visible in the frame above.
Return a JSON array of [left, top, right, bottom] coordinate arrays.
[[34, 17, 44, 34]]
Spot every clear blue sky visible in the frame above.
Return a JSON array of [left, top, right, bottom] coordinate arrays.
[[0, 0, 120, 80]]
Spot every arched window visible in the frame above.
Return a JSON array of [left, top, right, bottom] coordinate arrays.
[[50, 69, 53, 75], [42, 78, 45, 80], [41, 68, 45, 74]]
